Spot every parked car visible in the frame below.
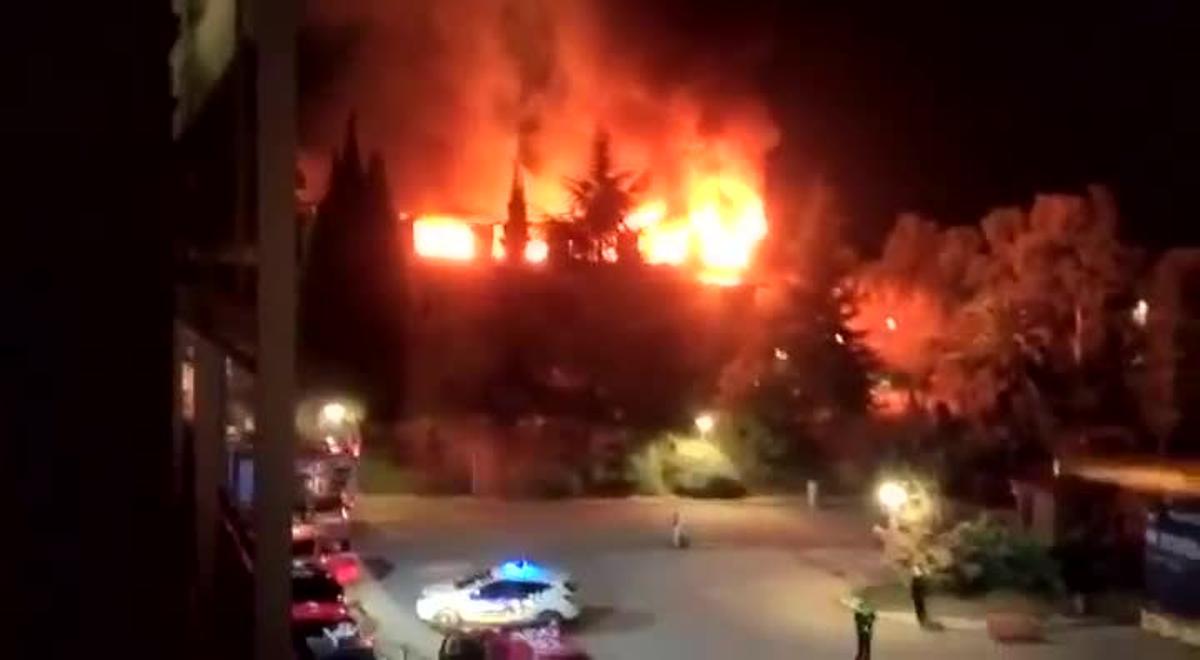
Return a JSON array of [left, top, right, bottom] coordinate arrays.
[[293, 522, 361, 585], [293, 563, 346, 607], [297, 493, 352, 549], [417, 560, 580, 630]]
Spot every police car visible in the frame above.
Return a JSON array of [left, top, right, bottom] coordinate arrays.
[[415, 560, 580, 630]]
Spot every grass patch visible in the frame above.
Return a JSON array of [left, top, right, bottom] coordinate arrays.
[[358, 455, 423, 494]]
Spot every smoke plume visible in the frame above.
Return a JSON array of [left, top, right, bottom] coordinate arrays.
[[301, 0, 779, 221]]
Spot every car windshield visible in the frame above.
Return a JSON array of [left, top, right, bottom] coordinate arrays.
[[453, 570, 493, 589]]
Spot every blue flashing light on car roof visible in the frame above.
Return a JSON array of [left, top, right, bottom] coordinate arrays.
[[498, 559, 548, 581]]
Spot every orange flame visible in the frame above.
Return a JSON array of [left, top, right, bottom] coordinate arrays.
[[411, 170, 767, 284], [490, 232, 549, 264], [632, 173, 768, 285], [413, 216, 478, 261]]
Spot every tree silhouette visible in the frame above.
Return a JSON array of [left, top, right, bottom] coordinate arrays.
[[503, 163, 529, 264], [564, 129, 645, 262], [300, 113, 405, 415]]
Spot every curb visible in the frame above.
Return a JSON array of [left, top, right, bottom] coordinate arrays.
[[837, 595, 986, 631], [836, 595, 1100, 634], [1142, 608, 1200, 647]]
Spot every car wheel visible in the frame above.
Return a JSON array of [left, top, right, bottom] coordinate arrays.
[[433, 609, 462, 631], [536, 610, 565, 627]]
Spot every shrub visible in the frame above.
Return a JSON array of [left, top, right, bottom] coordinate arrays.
[[944, 516, 1063, 597], [501, 464, 582, 500], [584, 443, 638, 497], [421, 471, 472, 496], [672, 475, 748, 499], [627, 443, 669, 495], [661, 433, 747, 499]]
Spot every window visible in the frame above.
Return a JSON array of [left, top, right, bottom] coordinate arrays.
[[454, 570, 492, 589], [516, 582, 551, 597], [476, 580, 523, 600]]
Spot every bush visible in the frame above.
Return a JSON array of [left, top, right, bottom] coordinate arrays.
[[358, 455, 421, 494], [627, 444, 669, 495], [583, 446, 638, 497], [672, 475, 748, 499], [500, 464, 582, 500], [420, 471, 473, 496], [944, 516, 1063, 597], [661, 433, 747, 499]]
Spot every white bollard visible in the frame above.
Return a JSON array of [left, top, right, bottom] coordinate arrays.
[[671, 511, 689, 549], [807, 479, 820, 509]]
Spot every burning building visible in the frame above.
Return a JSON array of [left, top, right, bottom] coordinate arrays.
[[302, 0, 779, 282], [299, 0, 781, 418]]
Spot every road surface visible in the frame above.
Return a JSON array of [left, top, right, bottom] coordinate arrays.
[[347, 496, 1193, 659]]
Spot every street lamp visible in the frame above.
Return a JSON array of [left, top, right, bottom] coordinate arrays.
[[1132, 299, 1149, 327], [876, 480, 909, 515], [694, 413, 715, 436], [320, 401, 348, 427]]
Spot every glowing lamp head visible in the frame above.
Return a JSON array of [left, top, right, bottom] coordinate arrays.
[[694, 413, 715, 435], [876, 481, 909, 513], [320, 402, 348, 426], [1132, 299, 1149, 327]]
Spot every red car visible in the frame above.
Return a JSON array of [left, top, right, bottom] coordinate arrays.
[[293, 522, 361, 585], [293, 601, 351, 623]]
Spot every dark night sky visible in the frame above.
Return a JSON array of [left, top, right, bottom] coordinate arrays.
[[631, 2, 1193, 250]]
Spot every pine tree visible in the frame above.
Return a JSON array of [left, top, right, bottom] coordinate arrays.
[[730, 278, 877, 440], [504, 162, 529, 264], [564, 128, 643, 262], [300, 113, 406, 413]]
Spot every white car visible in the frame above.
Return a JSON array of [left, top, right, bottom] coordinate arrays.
[[415, 560, 580, 630]]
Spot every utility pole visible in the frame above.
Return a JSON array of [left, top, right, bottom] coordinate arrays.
[[252, 1, 297, 659]]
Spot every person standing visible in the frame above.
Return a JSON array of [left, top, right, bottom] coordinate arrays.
[[852, 598, 876, 660], [910, 564, 929, 628]]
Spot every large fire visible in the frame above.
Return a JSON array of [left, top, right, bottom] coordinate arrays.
[[314, 1, 779, 285], [412, 216, 479, 261], [413, 171, 768, 285]]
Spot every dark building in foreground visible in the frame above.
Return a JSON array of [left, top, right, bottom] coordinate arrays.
[[11, 2, 299, 658], [7, 4, 185, 659]]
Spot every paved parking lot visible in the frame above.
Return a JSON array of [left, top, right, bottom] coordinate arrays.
[[347, 496, 1194, 660]]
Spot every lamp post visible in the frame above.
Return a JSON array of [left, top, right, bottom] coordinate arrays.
[[876, 480, 909, 529]]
